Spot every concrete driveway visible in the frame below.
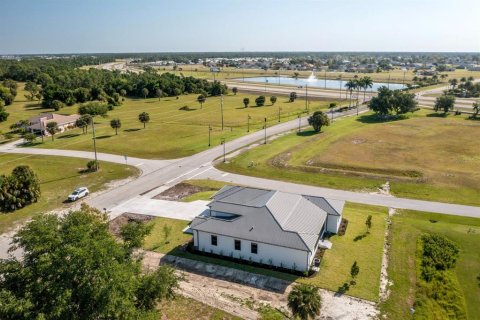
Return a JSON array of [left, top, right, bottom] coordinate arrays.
[[108, 196, 209, 221]]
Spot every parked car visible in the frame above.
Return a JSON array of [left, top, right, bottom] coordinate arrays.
[[68, 187, 89, 202]]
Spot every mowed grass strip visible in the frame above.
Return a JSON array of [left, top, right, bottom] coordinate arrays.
[[381, 210, 480, 320], [298, 203, 386, 302], [28, 92, 337, 159], [0, 153, 138, 233], [218, 110, 480, 206]]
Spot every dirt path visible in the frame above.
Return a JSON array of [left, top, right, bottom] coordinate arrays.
[[379, 208, 396, 302], [143, 251, 379, 320]]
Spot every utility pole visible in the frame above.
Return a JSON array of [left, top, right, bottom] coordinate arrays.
[[220, 94, 224, 130], [91, 118, 99, 171], [402, 71, 406, 88], [265, 79, 268, 93], [278, 107, 282, 122], [264, 118, 267, 144], [298, 114, 301, 132], [247, 115, 251, 132], [324, 70, 327, 89], [221, 138, 226, 162], [208, 125, 212, 146], [388, 74, 391, 89]]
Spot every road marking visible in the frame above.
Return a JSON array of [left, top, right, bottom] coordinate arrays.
[[188, 166, 213, 180], [165, 167, 200, 185], [222, 172, 230, 177], [135, 163, 144, 166]]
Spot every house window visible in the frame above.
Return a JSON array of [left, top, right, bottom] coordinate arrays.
[[234, 239, 241, 251], [251, 243, 258, 254], [211, 235, 217, 246]]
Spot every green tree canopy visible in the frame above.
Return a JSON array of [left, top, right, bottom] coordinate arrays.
[[255, 95, 266, 107], [243, 97, 250, 108], [434, 95, 456, 114], [78, 102, 109, 117], [197, 94, 206, 108], [287, 284, 321, 320], [45, 121, 58, 141], [110, 118, 122, 135], [308, 111, 330, 132], [0, 165, 40, 212], [0, 205, 179, 319], [368, 86, 418, 117], [270, 96, 277, 105], [138, 112, 150, 128]]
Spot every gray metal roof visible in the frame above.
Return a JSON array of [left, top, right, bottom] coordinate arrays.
[[191, 186, 344, 252]]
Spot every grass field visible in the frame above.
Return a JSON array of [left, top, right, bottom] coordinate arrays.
[[157, 295, 241, 320], [298, 203, 386, 302], [380, 210, 480, 320], [217, 110, 480, 206], [1, 84, 338, 159], [0, 153, 138, 234], [157, 65, 480, 84]]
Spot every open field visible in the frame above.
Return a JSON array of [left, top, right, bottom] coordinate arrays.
[[380, 210, 480, 320], [2, 84, 338, 159], [156, 65, 480, 84], [0, 153, 138, 233], [217, 110, 480, 206]]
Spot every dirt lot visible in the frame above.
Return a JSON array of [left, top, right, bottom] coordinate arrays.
[[143, 251, 379, 320], [153, 182, 210, 201]]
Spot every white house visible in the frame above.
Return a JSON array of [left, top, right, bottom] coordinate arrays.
[[27, 113, 81, 136], [190, 186, 344, 272]]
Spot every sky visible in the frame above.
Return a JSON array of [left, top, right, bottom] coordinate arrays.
[[1, 0, 479, 54]]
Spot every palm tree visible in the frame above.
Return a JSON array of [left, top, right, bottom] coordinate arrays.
[[360, 76, 373, 102], [197, 94, 206, 109], [288, 284, 321, 320], [138, 112, 150, 128], [449, 79, 458, 90], [110, 118, 121, 135], [345, 80, 357, 108]]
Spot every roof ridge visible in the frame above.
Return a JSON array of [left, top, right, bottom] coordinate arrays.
[[303, 195, 341, 216], [262, 204, 310, 252]]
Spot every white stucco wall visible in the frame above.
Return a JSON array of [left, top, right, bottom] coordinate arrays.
[[326, 214, 342, 233], [194, 231, 310, 271]]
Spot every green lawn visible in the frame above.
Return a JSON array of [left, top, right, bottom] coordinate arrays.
[[381, 211, 480, 320], [157, 295, 242, 320], [217, 110, 480, 206], [298, 203, 386, 302], [143, 202, 387, 302], [13, 90, 336, 159], [0, 153, 138, 233]]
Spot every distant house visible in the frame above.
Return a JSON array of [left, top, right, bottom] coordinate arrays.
[[190, 186, 344, 272], [27, 113, 81, 136]]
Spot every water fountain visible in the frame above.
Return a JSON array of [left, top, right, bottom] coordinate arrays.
[[307, 70, 317, 82]]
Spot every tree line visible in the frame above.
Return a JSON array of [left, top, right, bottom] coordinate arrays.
[[0, 59, 227, 111]]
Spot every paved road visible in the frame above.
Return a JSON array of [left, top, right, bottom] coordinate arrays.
[[227, 80, 477, 113], [1, 107, 479, 218], [197, 168, 480, 218]]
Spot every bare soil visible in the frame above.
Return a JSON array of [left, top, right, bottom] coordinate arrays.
[[153, 182, 210, 201], [108, 212, 155, 236]]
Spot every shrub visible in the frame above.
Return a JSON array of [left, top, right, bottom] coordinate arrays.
[[0, 166, 41, 212], [86, 160, 98, 172]]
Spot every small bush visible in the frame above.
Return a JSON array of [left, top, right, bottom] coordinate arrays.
[[86, 160, 98, 172]]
